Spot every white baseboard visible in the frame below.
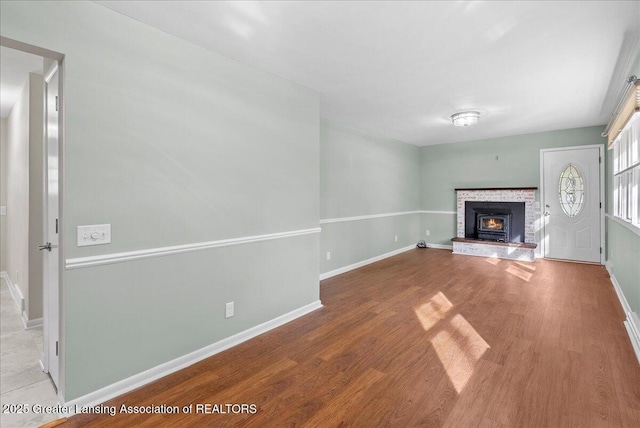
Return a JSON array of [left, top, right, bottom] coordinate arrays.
[[426, 244, 453, 250], [22, 315, 43, 330], [1, 271, 23, 313], [606, 261, 632, 315], [1, 271, 43, 330], [320, 244, 415, 280], [606, 261, 640, 364], [624, 314, 640, 364], [60, 300, 323, 416]]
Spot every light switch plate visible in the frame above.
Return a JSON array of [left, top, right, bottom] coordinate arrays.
[[77, 224, 111, 247], [0, 206, 6, 216]]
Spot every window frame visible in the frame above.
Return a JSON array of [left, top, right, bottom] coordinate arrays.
[[612, 112, 640, 234]]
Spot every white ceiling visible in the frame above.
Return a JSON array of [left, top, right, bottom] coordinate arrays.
[[0, 47, 44, 119], [98, 1, 639, 146]]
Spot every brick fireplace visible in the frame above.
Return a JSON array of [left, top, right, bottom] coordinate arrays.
[[452, 187, 537, 261]]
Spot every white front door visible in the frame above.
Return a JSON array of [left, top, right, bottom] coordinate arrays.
[[541, 146, 602, 263], [43, 62, 60, 388]]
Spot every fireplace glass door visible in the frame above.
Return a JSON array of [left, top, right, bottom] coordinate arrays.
[[476, 214, 511, 241], [481, 217, 504, 230]]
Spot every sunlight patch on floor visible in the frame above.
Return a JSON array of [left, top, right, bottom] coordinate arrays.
[[413, 292, 490, 394], [485, 257, 501, 265], [430, 314, 490, 393], [515, 261, 536, 272], [414, 292, 454, 331], [506, 265, 533, 281]]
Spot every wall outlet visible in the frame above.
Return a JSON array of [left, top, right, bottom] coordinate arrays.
[[225, 302, 234, 318], [394, 235, 398, 242], [326, 251, 331, 260], [426, 230, 430, 236]]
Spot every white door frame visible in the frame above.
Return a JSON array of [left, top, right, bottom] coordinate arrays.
[[0, 36, 65, 397], [43, 60, 60, 388], [539, 144, 605, 264]]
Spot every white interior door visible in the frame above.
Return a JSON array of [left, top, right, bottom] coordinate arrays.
[[541, 146, 602, 263], [43, 62, 60, 389]]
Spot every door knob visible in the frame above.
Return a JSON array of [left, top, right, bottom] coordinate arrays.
[[39, 242, 52, 251]]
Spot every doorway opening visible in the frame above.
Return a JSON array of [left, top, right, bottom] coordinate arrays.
[[0, 37, 64, 425]]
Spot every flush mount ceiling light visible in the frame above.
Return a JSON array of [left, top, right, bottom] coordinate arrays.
[[451, 111, 480, 127]]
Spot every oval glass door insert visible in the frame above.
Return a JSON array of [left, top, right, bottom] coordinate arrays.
[[558, 163, 585, 217]]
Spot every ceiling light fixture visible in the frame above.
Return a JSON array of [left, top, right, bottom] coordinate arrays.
[[451, 111, 480, 127]]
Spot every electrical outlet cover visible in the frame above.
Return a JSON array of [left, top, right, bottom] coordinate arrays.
[[225, 302, 234, 318]]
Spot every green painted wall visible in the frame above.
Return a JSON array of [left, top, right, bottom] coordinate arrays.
[[420, 126, 606, 210], [321, 120, 420, 218], [420, 213, 456, 247], [2, 0, 636, 403], [320, 120, 420, 274], [419, 126, 606, 246], [605, 52, 640, 316], [607, 219, 640, 314], [1, 1, 320, 401]]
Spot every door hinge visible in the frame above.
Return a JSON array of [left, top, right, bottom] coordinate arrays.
[[55, 96, 58, 112], [600, 247, 602, 254], [600, 202, 602, 209], [599, 156, 602, 164], [55, 218, 58, 234], [55, 341, 59, 356]]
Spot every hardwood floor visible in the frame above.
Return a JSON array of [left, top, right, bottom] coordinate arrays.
[[58, 249, 640, 427]]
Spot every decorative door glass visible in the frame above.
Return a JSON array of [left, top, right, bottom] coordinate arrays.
[[558, 163, 585, 217]]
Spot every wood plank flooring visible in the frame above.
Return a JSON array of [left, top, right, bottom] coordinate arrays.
[[57, 249, 640, 427]]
